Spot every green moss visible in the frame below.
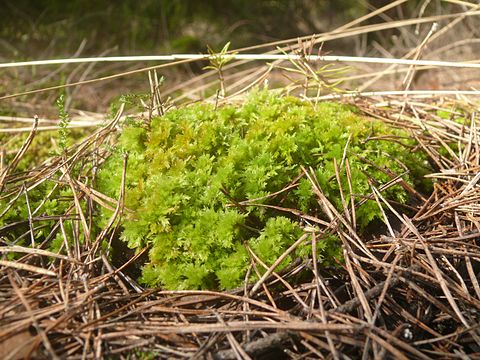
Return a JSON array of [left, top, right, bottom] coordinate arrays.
[[0, 123, 89, 248], [97, 89, 430, 290]]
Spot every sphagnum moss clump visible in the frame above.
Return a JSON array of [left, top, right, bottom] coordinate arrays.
[[97, 90, 429, 290]]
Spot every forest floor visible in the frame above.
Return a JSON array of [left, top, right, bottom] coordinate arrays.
[[1, 1, 480, 359]]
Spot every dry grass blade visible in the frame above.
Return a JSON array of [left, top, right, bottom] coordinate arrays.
[[0, 260, 56, 276], [249, 233, 309, 297], [0, 116, 37, 191], [0, 246, 82, 264]]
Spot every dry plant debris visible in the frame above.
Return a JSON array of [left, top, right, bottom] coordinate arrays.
[[1, 94, 480, 359]]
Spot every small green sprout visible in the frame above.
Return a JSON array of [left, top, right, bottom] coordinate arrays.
[[203, 42, 237, 97], [55, 94, 71, 152]]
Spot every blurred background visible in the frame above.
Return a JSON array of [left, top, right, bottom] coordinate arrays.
[[1, 1, 380, 55], [1, 0, 479, 116]]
